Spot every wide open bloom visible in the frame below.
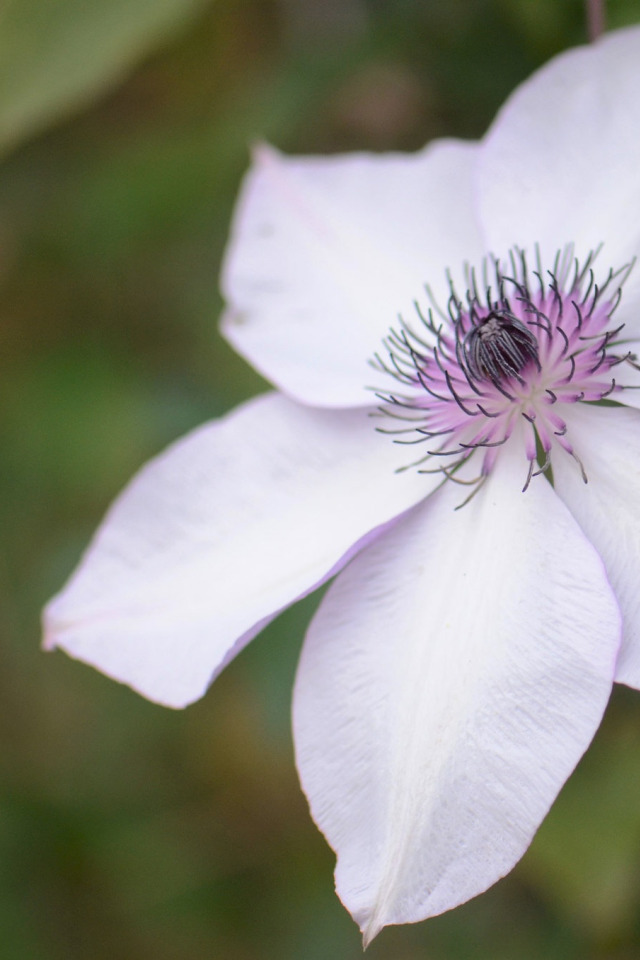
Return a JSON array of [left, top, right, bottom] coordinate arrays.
[[45, 26, 640, 942]]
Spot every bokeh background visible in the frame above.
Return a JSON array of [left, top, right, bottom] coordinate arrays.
[[4, 1, 640, 957]]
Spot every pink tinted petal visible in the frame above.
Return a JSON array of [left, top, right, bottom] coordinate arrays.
[[44, 393, 432, 708], [221, 140, 484, 407], [293, 444, 619, 941], [552, 403, 640, 688], [478, 26, 640, 333]]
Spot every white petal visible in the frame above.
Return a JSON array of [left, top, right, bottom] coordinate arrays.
[[610, 341, 640, 409], [552, 402, 640, 688], [293, 444, 619, 940], [478, 26, 640, 332], [221, 140, 484, 407], [44, 393, 433, 708]]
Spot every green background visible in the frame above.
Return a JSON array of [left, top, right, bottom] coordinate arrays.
[[3, 1, 640, 957]]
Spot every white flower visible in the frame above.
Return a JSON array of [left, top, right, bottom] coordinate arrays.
[[44, 27, 640, 942]]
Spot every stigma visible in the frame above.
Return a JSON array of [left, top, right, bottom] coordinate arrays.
[[463, 310, 540, 384], [373, 245, 636, 493]]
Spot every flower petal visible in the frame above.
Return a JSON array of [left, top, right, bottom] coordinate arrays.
[[44, 393, 433, 708], [221, 140, 484, 407], [611, 343, 640, 408], [293, 444, 620, 940], [478, 26, 640, 332], [552, 402, 640, 688]]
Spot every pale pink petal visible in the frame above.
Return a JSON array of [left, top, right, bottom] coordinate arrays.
[[44, 393, 433, 708], [293, 444, 619, 941], [552, 403, 640, 688], [221, 140, 484, 407], [478, 26, 640, 334]]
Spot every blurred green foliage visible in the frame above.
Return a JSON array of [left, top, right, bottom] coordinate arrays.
[[0, 0, 211, 156], [3, 0, 640, 958]]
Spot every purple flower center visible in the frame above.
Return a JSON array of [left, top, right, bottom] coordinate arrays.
[[373, 246, 636, 494]]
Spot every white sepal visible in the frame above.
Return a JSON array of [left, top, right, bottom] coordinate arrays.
[[294, 444, 619, 940], [44, 393, 432, 707]]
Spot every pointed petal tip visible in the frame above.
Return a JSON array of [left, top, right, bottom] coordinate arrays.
[[361, 917, 384, 950], [250, 140, 279, 167], [40, 592, 201, 710], [41, 598, 61, 652], [355, 889, 397, 949]]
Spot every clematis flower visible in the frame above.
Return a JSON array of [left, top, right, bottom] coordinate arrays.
[[44, 26, 640, 942]]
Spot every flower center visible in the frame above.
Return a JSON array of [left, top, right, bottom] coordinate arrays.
[[373, 245, 636, 496], [463, 310, 540, 383]]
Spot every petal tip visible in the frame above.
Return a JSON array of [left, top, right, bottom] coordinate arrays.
[[251, 141, 280, 168], [41, 631, 57, 653], [361, 917, 384, 950], [41, 597, 62, 652]]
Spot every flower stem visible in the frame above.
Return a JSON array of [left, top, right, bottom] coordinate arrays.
[[586, 0, 605, 41]]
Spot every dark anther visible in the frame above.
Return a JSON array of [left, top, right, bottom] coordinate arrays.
[[462, 310, 540, 384]]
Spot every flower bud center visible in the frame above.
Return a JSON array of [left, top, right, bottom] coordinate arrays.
[[465, 311, 539, 383]]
